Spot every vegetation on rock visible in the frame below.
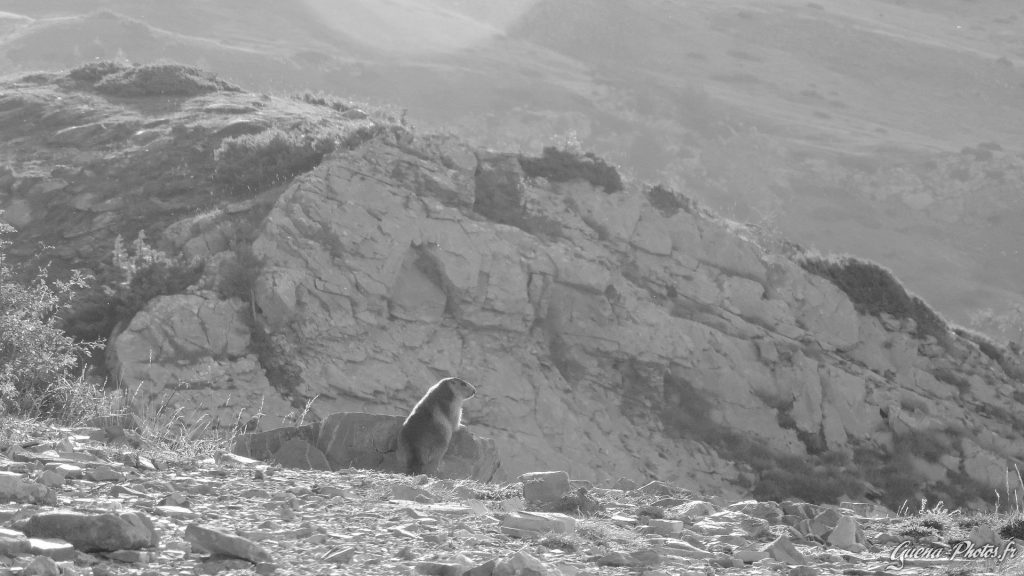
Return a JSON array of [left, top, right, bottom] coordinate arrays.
[[62, 232, 203, 364], [213, 128, 339, 194], [473, 154, 565, 239], [214, 124, 386, 194], [645, 184, 698, 217], [799, 253, 949, 343], [519, 146, 624, 193]]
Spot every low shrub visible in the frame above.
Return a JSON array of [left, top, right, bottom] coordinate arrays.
[[799, 253, 949, 343], [249, 322, 302, 398], [894, 428, 952, 464], [214, 128, 338, 194], [752, 454, 862, 504], [293, 91, 353, 112], [216, 245, 262, 302], [952, 326, 1024, 381], [1000, 516, 1024, 540], [953, 326, 1006, 363], [0, 222, 100, 418], [62, 232, 203, 358], [519, 146, 624, 193], [474, 156, 526, 226], [646, 184, 696, 217], [854, 446, 921, 511]]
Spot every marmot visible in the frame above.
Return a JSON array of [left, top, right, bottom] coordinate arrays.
[[397, 377, 476, 475]]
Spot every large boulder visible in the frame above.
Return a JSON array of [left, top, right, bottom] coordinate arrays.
[[233, 412, 501, 482]]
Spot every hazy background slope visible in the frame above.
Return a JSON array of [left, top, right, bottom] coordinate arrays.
[[3, 0, 1024, 340]]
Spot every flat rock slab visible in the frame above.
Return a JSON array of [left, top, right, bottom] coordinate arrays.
[[233, 412, 500, 482], [0, 528, 30, 556], [184, 524, 271, 563]]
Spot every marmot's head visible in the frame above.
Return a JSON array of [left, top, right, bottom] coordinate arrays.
[[440, 377, 476, 400]]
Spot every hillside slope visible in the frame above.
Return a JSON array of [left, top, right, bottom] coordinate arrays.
[[1, 64, 1022, 510]]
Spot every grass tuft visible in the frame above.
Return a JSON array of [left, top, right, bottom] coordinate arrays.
[[0, 220, 101, 419]]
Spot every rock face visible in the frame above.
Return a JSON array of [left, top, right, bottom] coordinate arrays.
[[108, 293, 296, 431], [75, 104, 1022, 502], [233, 412, 500, 482]]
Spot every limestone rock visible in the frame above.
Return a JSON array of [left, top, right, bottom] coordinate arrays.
[[647, 519, 685, 536], [630, 207, 674, 255], [0, 528, 30, 556], [728, 500, 784, 524], [107, 294, 295, 431], [961, 438, 1009, 488], [764, 257, 859, 349], [415, 562, 464, 576], [392, 485, 434, 502], [23, 556, 59, 576], [763, 535, 807, 565], [184, 524, 271, 563], [809, 508, 843, 538], [657, 539, 713, 559], [232, 422, 323, 469], [520, 471, 571, 508], [28, 537, 75, 561], [492, 551, 548, 576], [671, 500, 718, 521], [0, 472, 57, 505], [316, 412, 408, 472], [839, 501, 893, 519], [826, 515, 861, 551], [499, 512, 576, 536], [233, 412, 500, 482], [23, 510, 158, 552]]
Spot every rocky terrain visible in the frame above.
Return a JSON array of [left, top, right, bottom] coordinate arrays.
[[0, 419, 1022, 576], [1, 63, 1023, 514]]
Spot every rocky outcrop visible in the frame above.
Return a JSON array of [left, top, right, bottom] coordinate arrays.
[[50, 83, 1016, 504], [6, 65, 1023, 508], [233, 412, 501, 482], [152, 125, 1015, 504]]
